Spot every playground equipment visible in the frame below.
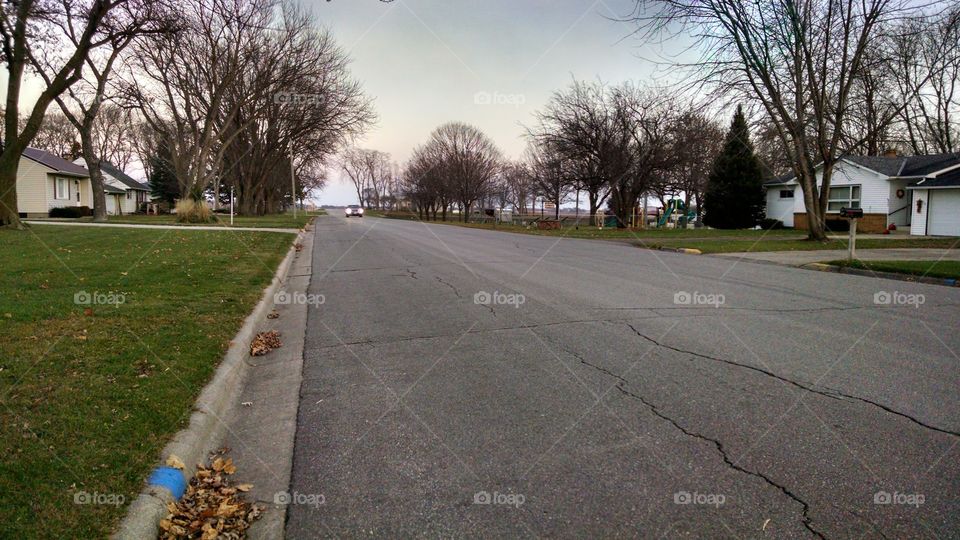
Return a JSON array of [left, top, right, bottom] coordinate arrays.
[[657, 199, 697, 228]]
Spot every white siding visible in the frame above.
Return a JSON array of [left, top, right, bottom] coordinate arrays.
[[826, 161, 889, 215], [910, 189, 929, 235], [14, 157, 53, 214], [887, 178, 911, 228], [765, 186, 796, 226]]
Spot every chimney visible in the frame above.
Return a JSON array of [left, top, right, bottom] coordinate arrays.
[[883, 148, 898, 158]]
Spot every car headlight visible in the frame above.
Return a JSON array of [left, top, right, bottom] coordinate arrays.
[[358, 208, 363, 213]]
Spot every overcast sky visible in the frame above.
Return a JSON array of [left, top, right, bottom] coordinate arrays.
[[3, 0, 686, 205], [308, 0, 675, 205]]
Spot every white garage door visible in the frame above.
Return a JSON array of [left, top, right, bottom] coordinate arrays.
[[929, 190, 960, 236]]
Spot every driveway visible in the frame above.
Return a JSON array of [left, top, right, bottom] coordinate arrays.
[[288, 216, 960, 537]]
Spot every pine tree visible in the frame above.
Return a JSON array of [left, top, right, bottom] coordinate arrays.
[[702, 105, 766, 229], [148, 141, 180, 205]]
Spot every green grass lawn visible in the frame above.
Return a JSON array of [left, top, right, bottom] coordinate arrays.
[[34, 211, 322, 229], [826, 259, 960, 280], [644, 237, 960, 253], [0, 225, 294, 538]]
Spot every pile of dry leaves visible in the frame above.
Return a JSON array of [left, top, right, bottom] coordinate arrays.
[[159, 451, 262, 539], [249, 331, 281, 356]]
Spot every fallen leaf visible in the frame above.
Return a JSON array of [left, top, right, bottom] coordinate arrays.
[[166, 455, 186, 470]]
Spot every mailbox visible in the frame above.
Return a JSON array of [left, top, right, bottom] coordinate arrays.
[[839, 207, 863, 219]]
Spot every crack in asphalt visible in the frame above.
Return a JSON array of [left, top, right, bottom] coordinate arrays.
[[552, 344, 826, 538], [614, 383, 828, 539], [544, 342, 821, 537], [624, 323, 960, 438], [305, 317, 672, 351], [434, 276, 463, 299]]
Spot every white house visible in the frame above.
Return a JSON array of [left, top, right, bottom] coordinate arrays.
[[764, 151, 960, 236], [72, 159, 151, 215], [14, 147, 93, 217]]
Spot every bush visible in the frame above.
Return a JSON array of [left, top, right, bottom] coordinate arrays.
[[174, 199, 213, 223], [49, 206, 92, 218], [759, 218, 785, 230], [825, 218, 850, 232]]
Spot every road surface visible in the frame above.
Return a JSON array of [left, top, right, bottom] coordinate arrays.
[[288, 215, 959, 538]]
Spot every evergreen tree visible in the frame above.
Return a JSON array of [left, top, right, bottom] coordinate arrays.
[[148, 140, 180, 205], [702, 105, 766, 229]]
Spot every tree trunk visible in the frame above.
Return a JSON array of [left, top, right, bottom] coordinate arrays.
[[0, 152, 23, 228], [81, 132, 108, 222], [798, 173, 828, 241]]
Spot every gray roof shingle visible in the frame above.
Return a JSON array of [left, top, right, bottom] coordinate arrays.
[[908, 168, 960, 189], [22, 147, 89, 177]]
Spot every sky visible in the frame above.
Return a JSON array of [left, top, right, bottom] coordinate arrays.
[[306, 0, 675, 205], [2, 0, 685, 206]]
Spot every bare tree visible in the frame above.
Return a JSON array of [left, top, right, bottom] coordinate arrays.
[[631, 0, 955, 240], [127, 0, 278, 213], [664, 108, 724, 224], [427, 122, 501, 222], [29, 111, 79, 159], [527, 142, 571, 219], [501, 161, 534, 213], [221, 3, 373, 215], [891, 7, 960, 154], [529, 80, 614, 225], [1, 0, 138, 227], [54, 1, 169, 221]]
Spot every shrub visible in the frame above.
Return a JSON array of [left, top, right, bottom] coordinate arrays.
[[825, 218, 850, 232], [174, 199, 213, 223], [49, 206, 92, 218], [759, 218, 785, 230]]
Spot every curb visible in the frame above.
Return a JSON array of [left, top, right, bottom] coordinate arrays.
[[653, 246, 702, 255], [113, 227, 308, 539], [802, 262, 959, 287]]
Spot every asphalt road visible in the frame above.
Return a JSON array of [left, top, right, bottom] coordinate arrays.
[[287, 215, 960, 538]]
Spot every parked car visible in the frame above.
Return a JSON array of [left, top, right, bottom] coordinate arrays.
[[345, 205, 364, 217]]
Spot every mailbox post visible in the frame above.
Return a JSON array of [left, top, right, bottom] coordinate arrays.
[[840, 207, 864, 261]]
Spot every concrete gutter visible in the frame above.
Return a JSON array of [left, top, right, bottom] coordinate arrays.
[[802, 262, 959, 287], [113, 226, 309, 539], [653, 246, 702, 255]]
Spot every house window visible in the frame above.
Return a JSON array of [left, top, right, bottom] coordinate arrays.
[[126, 192, 131, 200], [827, 185, 861, 212], [779, 190, 794, 199], [55, 178, 70, 200]]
